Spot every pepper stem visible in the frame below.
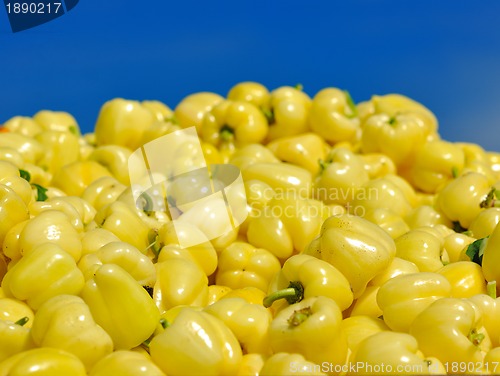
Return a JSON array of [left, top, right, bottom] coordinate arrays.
[[14, 316, 29, 326], [488, 281, 497, 299], [288, 306, 313, 327], [220, 125, 234, 141], [468, 328, 485, 346], [263, 281, 305, 308], [480, 188, 500, 208]]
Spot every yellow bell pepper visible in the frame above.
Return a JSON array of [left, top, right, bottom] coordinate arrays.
[[437, 261, 487, 298], [81, 263, 160, 350], [207, 285, 232, 305], [141, 100, 174, 123], [444, 231, 476, 263], [484, 347, 500, 375], [308, 87, 359, 143], [313, 147, 369, 205], [216, 241, 281, 292], [153, 221, 218, 276], [361, 112, 431, 168], [268, 296, 348, 369], [51, 160, 112, 196], [35, 130, 80, 175], [259, 352, 326, 376], [0, 347, 87, 376], [304, 214, 396, 298], [402, 140, 465, 193], [153, 258, 209, 312], [0, 184, 29, 249], [409, 297, 491, 369], [349, 175, 413, 218], [246, 194, 327, 260], [376, 272, 451, 332], [0, 133, 44, 164], [78, 241, 156, 287], [0, 315, 35, 362], [364, 207, 410, 239], [480, 222, 500, 291], [265, 85, 311, 141], [1, 243, 85, 310], [395, 227, 449, 272], [19, 210, 82, 261], [405, 204, 452, 229], [1, 219, 28, 264], [227, 81, 270, 109], [88, 145, 132, 185], [267, 133, 329, 175], [174, 92, 224, 132], [33, 110, 80, 134], [349, 331, 444, 375], [437, 171, 493, 229], [229, 143, 280, 171], [94, 98, 156, 150], [360, 152, 397, 179], [220, 286, 267, 306], [80, 228, 120, 256], [81, 176, 127, 211], [264, 254, 353, 312], [30, 294, 113, 370], [469, 207, 500, 239], [204, 296, 273, 355], [3, 116, 43, 137], [0, 297, 34, 327], [201, 100, 268, 147], [469, 292, 500, 348], [237, 353, 265, 376], [149, 307, 243, 375], [93, 201, 150, 252], [341, 315, 389, 361], [89, 350, 166, 376]]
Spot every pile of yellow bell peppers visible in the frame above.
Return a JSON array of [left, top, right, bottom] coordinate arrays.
[[0, 82, 500, 375]]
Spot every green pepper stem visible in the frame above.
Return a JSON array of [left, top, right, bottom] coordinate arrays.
[[220, 125, 234, 141], [14, 316, 29, 326], [263, 281, 304, 308], [468, 328, 485, 346], [288, 306, 313, 327], [488, 281, 497, 299]]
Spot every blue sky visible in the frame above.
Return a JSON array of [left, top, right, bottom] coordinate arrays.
[[1, 1, 499, 151]]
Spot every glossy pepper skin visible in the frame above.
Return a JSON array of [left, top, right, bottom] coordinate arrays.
[[0, 347, 87, 376], [204, 297, 273, 355], [267, 133, 329, 175], [361, 112, 431, 168], [94, 98, 156, 150], [0, 184, 29, 249], [259, 352, 326, 376], [201, 100, 268, 147], [264, 254, 353, 312], [376, 272, 452, 332], [437, 261, 487, 298], [313, 147, 369, 206], [437, 171, 492, 229], [1, 243, 85, 310], [30, 294, 113, 370], [304, 214, 396, 298], [349, 331, 444, 375], [0, 316, 35, 362], [89, 350, 166, 376], [215, 241, 281, 293], [481, 222, 500, 290], [149, 307, 243, 376], [410, 297, 491, 369], [308, 87, 359, 144], [80, 263, 160, 350], [174, 92, 224, 132], [153, 258, 209, 312], [268, 296, 348, 369], [469, 293, 500, 348]]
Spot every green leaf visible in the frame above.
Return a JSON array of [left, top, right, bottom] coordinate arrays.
[[19, 169, 31, 182], [32, 184, 48, 202], [465, 237, 489, 266]]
